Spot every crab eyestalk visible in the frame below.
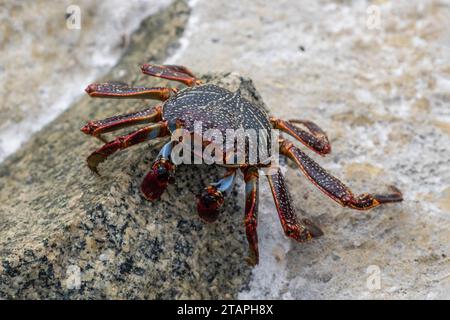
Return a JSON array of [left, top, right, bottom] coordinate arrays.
[[140, 141, 176, 201], [196, 171, 236, 223]]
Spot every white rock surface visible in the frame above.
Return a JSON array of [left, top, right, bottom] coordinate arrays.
[[169, 0, 450, 299], [1, 0, 449, 299], [0, 0, 171, 161]]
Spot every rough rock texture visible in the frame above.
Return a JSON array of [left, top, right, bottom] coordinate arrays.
[[0, 0, 172, 161], [1, 0, 449, 300], [171, 0, 450, 299], [0, 0, 266, 299]]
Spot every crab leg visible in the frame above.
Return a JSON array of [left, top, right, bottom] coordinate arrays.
[[280, 139, 403, 210], [242, 166, 260, 266], [85, 82, 175, 100], [270, 117, 331, 155], [141, 64, 200, 87], [196, 169, 237, 223], [141, 140, 176, 201], [81, 105, 163, 142], [266, 168, 323, 242], [86, 121, 170, 175]]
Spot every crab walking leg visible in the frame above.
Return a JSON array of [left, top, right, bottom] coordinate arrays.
[[86, 121, 170, 175], [196, 169, 237, 223], [270, 117, 331, 155], [280, 140, 403, 210], [141, 141, 176, 201], [85, 82, 175, 100], [81, 105, 163, 142], [141, 64, 200, 87], [242, 166, 260, 266], [266, 168, 324, 242]]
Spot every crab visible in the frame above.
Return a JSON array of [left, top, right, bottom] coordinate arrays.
[[81, 64, 403, 265]]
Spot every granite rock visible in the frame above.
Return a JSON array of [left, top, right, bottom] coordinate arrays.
[[0, 0, 172, 160], [0, 0, 265, 299], [1, 0, 449, 300]]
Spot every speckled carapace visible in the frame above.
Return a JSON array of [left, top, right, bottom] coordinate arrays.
[[81, 64, 403, 265]]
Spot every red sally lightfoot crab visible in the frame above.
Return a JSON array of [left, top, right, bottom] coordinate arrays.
[[81, 64, 403, 265]]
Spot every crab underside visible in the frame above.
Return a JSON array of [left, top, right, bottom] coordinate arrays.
[[81, 64, 403, 265]]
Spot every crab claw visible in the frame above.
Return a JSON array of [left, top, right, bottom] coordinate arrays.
[[196, 186, 225, 223], [140, 158, 175, 201]]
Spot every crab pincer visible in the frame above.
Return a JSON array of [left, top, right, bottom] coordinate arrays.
[[140, 141, 176, 201], [196, 170, 237, 223], [196, 186, 225, 223], [140, 158, 175, 201]]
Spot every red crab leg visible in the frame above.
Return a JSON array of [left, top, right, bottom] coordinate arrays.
[[86, 121, 170, 175], [196, 169, 237, 223], [280, 139, 403, 210], [270, 117, 331, 155], [266, 168, 324, 242], [141, 64, 200, 86], [242, 166, 260, 266], [85, 82, 175, 100], [81, 105, 163, 142]]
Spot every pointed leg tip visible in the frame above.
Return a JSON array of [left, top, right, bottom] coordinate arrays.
[[141, 64, 151, 73], [81, 122, 98, 135], [88, 165, 101, 176], [86, 153, 105, 176], [322, 145, 332, 155], [245, 255, 259, 267], [80, 125, 90, 135], [302, 219, 324, 238], [85, 84, 96, 95], [388, 185, 403, 197], [371, 185, 403, 206]]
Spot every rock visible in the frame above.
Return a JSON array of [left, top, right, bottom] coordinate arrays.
[[0, 0, 268, 299], [171, 0, 450, 299], [2, 0, 449, 300], [0, 0, 172, 161]]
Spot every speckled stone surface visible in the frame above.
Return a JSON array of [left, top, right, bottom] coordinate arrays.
[[0, 0, 266, 299], [0, 0, 172, 160], [1, 0, 449, 300], [171, 0, 450, 299]]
